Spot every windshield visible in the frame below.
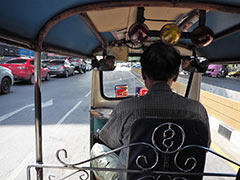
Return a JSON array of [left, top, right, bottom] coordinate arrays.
[[68, 58, 79, 61], [6, 59, 28, 64], [102, 62, 146, 98], [49, 60, 64, 65]]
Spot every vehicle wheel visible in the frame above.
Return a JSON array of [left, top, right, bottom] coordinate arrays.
[[77, 67, 81, 73], [83, 68, 86, 73], [29, 74, 34, 84], [45, 73, 50, 81], [72, 71, 75, 76], [65, 70, 69, 78], [1, 77, 11, 94], [79, 68, 84, 74]]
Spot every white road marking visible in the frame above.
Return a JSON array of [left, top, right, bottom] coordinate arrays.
[[0, 104, 34, 122], [6, 152, 34, 180], [32, 99, 54, 110], [56, 100, 82, 126], [0, 99, 54, 122], [130, 71, 144, 85], [5, 100, 82, 179], [84, 91, 91, 97]]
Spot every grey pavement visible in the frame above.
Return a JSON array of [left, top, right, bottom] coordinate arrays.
[[0, 72, 91, 180]]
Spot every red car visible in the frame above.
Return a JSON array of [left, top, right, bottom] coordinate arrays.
[[0, 57, 50, 84]]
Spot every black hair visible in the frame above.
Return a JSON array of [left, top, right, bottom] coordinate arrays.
[[140, 41, 181, 81], [106, 55, 115, 60]]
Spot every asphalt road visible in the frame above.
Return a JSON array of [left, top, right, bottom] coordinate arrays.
[[0, 69, 238, 179], [0, 72, 91, 180]]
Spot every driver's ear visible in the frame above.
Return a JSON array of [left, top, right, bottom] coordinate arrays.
[[173, 71, 179, 82]]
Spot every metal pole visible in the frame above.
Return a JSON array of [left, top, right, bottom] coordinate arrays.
[[185, 72, 194, 98], [34, 51, 43, 180]]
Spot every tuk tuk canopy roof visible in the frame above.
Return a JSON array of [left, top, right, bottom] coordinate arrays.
[[1, 0, 240, 63]]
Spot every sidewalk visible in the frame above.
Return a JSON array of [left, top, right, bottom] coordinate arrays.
[[209, 116, 240, 172]]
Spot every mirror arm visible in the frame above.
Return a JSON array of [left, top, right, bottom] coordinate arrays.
[[185, 72, 194, 98], [137, 7, 145, 23], [199, 10, 206, 27]]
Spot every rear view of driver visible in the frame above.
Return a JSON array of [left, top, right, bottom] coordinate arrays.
[[99, 41, 211, 179]]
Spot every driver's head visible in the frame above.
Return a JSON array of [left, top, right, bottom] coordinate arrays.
[[106, 55, 115, 69], [140, 41, 181, 83]]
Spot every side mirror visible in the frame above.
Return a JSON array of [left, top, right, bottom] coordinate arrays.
[[182, 56, 208, 73]]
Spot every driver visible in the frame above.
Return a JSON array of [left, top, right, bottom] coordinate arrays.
[[99, 55, 116, 71], [99, 41, 211, 165]]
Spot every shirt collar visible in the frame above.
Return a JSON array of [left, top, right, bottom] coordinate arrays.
[[147, 82, 172, 94]]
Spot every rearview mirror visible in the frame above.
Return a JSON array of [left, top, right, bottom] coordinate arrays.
[[94, 55, 116, 71], [182, 56, 208, 73]]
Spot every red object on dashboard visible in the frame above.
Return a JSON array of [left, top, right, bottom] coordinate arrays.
[[115, 84, 128, 97]]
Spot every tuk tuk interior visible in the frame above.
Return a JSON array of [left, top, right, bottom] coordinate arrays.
[[0, 0, 240, 179]]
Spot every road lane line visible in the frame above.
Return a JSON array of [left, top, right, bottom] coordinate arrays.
[[84, 91, 91, 97], [7, 151, 33, 180], [0, 104, 34, 122], [32, 99, 53, 110], [211, 143, 239, 172], [130, 71, 144, 85], [56, 100, 82, 126]]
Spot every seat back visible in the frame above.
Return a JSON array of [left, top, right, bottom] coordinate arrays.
[[126, 118, 210, 180]]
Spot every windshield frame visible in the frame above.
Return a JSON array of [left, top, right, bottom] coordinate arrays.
[[100, 70, 134, 101]]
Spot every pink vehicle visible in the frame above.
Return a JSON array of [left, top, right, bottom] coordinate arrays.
[[205, 64, 222, 77]]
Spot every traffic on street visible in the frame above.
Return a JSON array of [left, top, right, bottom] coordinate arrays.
[[0, 70, 91, 180]]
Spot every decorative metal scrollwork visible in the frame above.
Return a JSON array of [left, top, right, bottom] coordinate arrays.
[[137, 175, 157, 180], [133, 142, 159, 170], [26, 122, 240, 180], [152, 123, 185, 153], [48, 169, 89, 180], [56, 142, 159, 171], [137, 175, 187, 180], [157, 175, 188, 180]]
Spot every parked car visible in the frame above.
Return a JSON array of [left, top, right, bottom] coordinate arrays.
[[84, 60, 92, 71], [41, 59, 51, 68], [0, 66, 14, 94], [204, 64, 222, 77], [218, 65, 229, 78], [0, 57, 50, 84], [48, 59, 75, 77], [66, 57, 86, 73], [228, 68, 240, 77]]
